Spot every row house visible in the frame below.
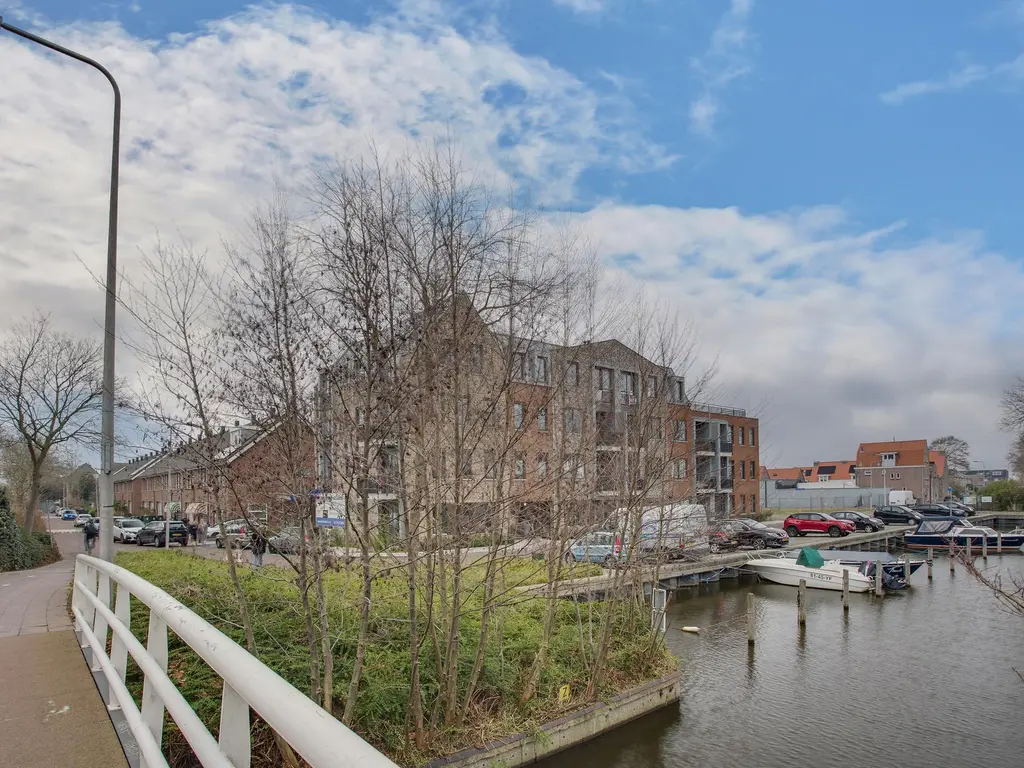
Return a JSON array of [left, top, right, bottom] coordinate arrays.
[[854, 439, 947, 502], [318, 300, 760, 539], [113, 421, 315, 525]]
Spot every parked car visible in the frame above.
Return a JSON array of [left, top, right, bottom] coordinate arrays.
[[944, 501, 975, 517], [207, 519, 244, 540], [911, 503, 966, 519], [708, 525, 742, 554], [136, 520, 189, 547], [831, 510, 886, 532], [710, 519, 788, 551], [269, 526, 309, 554], [62, 510, 78, 521], [213, 520, 251, 549], [565, 531, 622, 566], [783, 513, 856, 538], [874, 505, 924, 525], [74, 513, 93, 527], [113, 518, 145, 543]]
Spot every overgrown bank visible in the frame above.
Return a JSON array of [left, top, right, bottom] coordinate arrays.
[[115, 551, 676, 767], [0, 489, 60, 572]]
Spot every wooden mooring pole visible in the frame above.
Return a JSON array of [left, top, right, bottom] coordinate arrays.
[[904, 555, 910, 583], [949, 545, 955, 574], [842, 569, 849, 612], [874, 559, 883, 597], [747, 593, 755, 645], [927, 547, 933, 580], [982, 535, 988, 561], [798, 579, 807, 625]]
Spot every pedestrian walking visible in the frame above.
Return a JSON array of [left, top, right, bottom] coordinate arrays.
[[250, 526, 267, 569], [188, 521, 198, 545], [84, 518, 99, 555]]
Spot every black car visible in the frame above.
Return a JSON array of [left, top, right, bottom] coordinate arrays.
[[874, 505, 924, 525], [944, 501, 975, 517], [912, 503, 966, 519], [831, 510, 886, 532], [710, 518, 789, 552], [136, 520, 189, 547]]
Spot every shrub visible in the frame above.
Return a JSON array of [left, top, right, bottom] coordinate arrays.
[[0, 488, 62, 571]]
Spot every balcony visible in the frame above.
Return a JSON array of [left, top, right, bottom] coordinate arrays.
[[358, 476, 400, 495], [596, 389, 614, 405], [718, 440, 733, 454], [690, 402, 747, 417], [695, 438, 717, 453], [695, 475, 717, 491], [720, 477, 734, 489], [596, 428, 622, 448], [618, 391, 637, 407]]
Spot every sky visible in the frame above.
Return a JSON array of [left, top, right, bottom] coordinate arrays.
[[2, 0, 1023, 470]]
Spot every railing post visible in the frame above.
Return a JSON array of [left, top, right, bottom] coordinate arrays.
[[81, 561, 98, 631], [92, 572, 112, 670], [219, 680, 252, 768], [108, 582, 132, 708], [140, 611, 168, 762]]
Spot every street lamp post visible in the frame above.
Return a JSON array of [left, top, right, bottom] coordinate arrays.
[[1, 17, 121, 562]]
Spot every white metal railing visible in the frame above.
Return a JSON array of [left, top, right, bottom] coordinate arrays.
[[71, 554, 398, 768]]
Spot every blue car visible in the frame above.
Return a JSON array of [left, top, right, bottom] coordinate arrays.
[[62, 510, 78, 520], [564, 531, 622, 566]]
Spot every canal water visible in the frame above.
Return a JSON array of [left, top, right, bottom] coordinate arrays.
[[544, 554, 1024, 768]]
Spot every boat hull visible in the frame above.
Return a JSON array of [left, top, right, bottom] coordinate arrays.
[[745, 561, 873, 592]]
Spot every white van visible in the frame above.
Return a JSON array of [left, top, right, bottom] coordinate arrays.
[[888, 490, 916, 506], [615, 503, 709, 560]]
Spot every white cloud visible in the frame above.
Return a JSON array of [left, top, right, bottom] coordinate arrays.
[[553, 0, 608, 14], [880, 62, 990, 105], [689, 0, 755, 136], [572, 203, 1024, 467], [1, 3, 1020, 468]]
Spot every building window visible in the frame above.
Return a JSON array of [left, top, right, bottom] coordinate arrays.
[[741, 495, 747, 513], [739, 462, 746, 480], [537, 454, 548, 478], [471, 344, 484, 372], [535, 356, 549, 384], [881, 452, 897, 468], [537, 407, 548, 432], [673, 419, 687, 442], [673, 459, 687, 479], [819, 475, 829, 482], [750, 428, 756, 446], [355, 407, 366, 426], [674, 380, 685, 402], [513, 352, 526, 380], [595, 366, 613, 392], [620, 371, 636, 394], [513, 403, 525, 429], [564, 408, 582, 433], [750, 460, 756, 478], [738, 427, 745, 445], [890, 472, 900, 480], [514, 455, 526, 479], [646, 375, 658, 397], [567, 362, 579, 386], [751, 495, 757, 515], [484, 450, 496, 479], [563, 454, 584, 480]]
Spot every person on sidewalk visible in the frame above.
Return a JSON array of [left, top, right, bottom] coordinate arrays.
[[250, 526, 267, 569], [84, 518, 99, 555]]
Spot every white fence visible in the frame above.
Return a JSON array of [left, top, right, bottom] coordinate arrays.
[[71, 554, 398, 768]]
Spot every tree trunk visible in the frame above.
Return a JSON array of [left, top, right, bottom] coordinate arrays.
[[342, 494, 372, 725], [297, 519, 322, 702], [22, 462, 42, 535]]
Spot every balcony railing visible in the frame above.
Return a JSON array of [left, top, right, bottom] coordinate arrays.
[[619, 391, 637, 407], [695, 475, 717, 489], [690, 402, 747, 417], [596, 389, 613, 404], [720, 477, 734, 489], [695, 438, 717, 453], [596, 428, 621, 447], [718, 440, 733, 453]]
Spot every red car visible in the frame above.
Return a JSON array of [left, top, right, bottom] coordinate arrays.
[[783, 512, 856, 538]]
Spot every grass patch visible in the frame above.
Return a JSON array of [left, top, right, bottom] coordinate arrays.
[[115, 550, 672, 766]]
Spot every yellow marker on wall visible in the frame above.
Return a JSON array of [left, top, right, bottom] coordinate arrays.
[[558, 684, 570, 703]]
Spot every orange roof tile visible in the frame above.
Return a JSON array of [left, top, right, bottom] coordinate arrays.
[[929, 450, 947, 477]]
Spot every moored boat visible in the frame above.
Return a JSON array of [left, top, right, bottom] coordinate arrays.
[[745, 547, 875, 592], [782, 548, 921, 588], [903, 518, 1024, 551]]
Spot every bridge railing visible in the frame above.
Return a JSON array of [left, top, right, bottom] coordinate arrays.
[[71, 554, 399, 768]]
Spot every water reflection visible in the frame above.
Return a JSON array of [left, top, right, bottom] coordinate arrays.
[[540, 557, 1024, 768]]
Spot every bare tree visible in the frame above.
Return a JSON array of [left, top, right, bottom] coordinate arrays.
[[0, 315, 102, 533], [931, 435, 970, 476], [1001, 377, 1024, 434]]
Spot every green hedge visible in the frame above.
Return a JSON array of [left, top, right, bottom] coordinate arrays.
[[0, 488, 62, 572]]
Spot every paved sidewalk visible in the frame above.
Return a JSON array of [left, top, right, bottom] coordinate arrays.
[[0, 526, 128, 767]]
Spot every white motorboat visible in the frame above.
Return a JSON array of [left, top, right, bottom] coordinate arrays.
[[745, 547, 874, 592]]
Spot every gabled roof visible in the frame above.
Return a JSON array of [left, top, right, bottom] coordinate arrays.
[[764, 467, 808, 481], [929, 450, 947, 477], [856, 439, 928, 455], [806, 460, 857, 481]]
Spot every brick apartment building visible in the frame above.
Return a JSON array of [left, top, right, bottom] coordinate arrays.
[[853, 440, 946, 502], [319, 305, 760, 538], [113, 421, 315, 524]]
